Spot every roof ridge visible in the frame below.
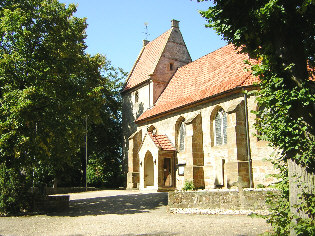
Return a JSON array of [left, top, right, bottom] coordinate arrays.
[[175, 44, 235, 72], [147, 28, 172, 47], [148, 131, 162, 148], [122, 28, 173, 92], [149, 28, 173, 76], [122, 46, 146, 91], [148, 132, 176, 151]]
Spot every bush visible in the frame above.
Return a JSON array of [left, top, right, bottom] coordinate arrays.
[[87, 158, 124, 188], [0, 163, 31, 215], [182, 180, 195, 191]]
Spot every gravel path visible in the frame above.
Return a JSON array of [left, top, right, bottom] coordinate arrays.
[[0, 190, 272, 236]]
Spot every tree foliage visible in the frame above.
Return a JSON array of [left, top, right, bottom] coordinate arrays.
[[0, 163, 32, 214], [85, 62, 126, 188], [0, 0, 125, 214], [199, 0, 314, 234]]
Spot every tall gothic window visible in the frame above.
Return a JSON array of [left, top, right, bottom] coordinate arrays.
[[215, 109, 227, 145], [179, 122, 185, 151]]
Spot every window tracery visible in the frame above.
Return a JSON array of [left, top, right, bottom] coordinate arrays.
[[179, 121, 185, 151], [214, 109, 227, 145]]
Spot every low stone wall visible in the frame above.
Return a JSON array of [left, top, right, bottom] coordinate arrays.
[[168, 188, 276, 215]]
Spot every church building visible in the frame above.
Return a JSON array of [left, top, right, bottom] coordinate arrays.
[[122, 20, 275, 191]]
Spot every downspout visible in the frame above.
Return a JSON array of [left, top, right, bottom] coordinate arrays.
[[243, 89, 253, 188], [173, 151, 176, 188], [148, 79, 151, 108]]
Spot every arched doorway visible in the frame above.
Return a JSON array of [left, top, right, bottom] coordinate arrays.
[[144, 151, 154, 187]]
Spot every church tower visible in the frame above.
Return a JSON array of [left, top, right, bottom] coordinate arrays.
[[121, 20, 191, 188]]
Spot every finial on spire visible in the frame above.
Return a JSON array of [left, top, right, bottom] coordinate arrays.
[[143, 22, 150, 40]]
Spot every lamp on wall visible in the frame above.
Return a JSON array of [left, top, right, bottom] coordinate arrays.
[[154, 159, 156, 165], [140, 161, 142, 166]]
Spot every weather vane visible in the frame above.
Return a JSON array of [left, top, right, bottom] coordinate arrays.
[[143, 22, 150, 40]]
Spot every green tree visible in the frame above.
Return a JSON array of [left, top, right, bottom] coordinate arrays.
[[85, 63, 126, 189], [33, 58, 126, 189], [0, 0, 115, 214], [198, 0, 314, 234]]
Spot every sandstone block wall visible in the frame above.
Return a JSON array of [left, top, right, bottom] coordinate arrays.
[[135, 93, 276, 190], [122, 83, 151, 163], [168, 189, 277, 215]]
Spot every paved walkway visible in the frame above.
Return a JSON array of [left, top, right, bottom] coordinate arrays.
[[0, 190, 272, 236]]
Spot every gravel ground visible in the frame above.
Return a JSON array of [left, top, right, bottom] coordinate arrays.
[[0, 190, 272, 236]]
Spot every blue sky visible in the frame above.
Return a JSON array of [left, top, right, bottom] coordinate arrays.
[[59, 0, 226, 72]]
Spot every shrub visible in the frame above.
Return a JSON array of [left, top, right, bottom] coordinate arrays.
[[0, 163, 31, 215], [182, 180, 195, 191]]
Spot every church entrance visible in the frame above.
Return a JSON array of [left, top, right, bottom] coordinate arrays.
[[163, 158, 172, 187], [144, 151, 154, 187]]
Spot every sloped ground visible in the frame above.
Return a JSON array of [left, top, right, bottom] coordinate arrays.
[[0, 190, 272, 235]]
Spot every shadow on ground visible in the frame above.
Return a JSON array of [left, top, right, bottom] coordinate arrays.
[[49, 192, 168, 217]]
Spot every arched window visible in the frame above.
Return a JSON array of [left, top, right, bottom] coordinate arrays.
[[214, 109, 227, 145], [179, 122, 185, 151]]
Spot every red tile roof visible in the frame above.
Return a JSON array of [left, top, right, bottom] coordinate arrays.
[[123, 29, 172, 91], [136, 44, 259, 122], [148, 132, 176, 151]]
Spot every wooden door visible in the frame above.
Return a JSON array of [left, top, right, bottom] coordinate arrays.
[[164, 158, 172, 187]]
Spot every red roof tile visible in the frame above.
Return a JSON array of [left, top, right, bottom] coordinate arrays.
[[148, 132, 176, 151], [137, 44, 259, 122], [123, 29, 172, 91]]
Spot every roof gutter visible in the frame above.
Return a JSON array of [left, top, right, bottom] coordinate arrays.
[[121, 44, 147, 93]]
